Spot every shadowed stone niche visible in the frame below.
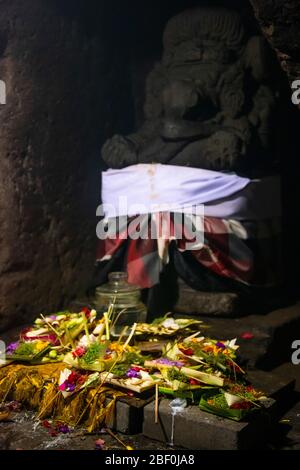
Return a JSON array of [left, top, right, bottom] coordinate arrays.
[[102, 7, 282, 176], [99, 5, 294, 317]]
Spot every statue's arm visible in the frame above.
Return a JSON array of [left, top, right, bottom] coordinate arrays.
[[160, 118, 222, 141], [126, 119, 190, 165], [101, 119, 188, 168]]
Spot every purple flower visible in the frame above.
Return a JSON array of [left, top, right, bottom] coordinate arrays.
[[216, 342, 226, 350], [66, 383, 76, 392], [59, 381, 76, 393], [49, 315, 57, 320], [6, 342, 19, 355], [57, 424, 70, 434], [126, 369, 141, 379], [156, 358, 184, 367]]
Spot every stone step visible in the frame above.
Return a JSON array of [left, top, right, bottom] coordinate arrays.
[[174, 303, 300, 369], [99, 367, 298, 437], [272, 362, 300, 392], [174, 279, 288, 317], [143, 397, 276, 450], [107, 394, 154, 434], [142, 370, 295, 450], [175, 288, 241, 317]]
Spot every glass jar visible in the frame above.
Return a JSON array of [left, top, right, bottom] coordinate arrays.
[[94, 272, 147, 336]]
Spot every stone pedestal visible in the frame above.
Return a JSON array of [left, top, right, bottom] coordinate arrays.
[[107, 395, 153, 434], [143, 370, 295, 450], [175, 280, 241, 317], [143, 398, 276, 450], [174, 278, 289, 318]]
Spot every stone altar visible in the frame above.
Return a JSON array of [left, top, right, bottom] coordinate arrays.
[[98, 7, 284, 316]]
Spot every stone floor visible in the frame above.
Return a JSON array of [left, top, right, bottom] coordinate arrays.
[[268, 363, 300, 450], [0, 415, 175, 450]]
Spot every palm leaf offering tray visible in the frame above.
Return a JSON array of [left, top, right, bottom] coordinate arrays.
[[6, 340, 51, 362], [101, 371, 161, 394], [199, 386, 265, 421], [0, 306, 268, 433], [135, 314, 204, 337]]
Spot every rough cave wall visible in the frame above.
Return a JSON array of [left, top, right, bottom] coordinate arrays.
[[250, 0, 300, 88], [0, 0, 134, 331], [0, 0, 184, 331]]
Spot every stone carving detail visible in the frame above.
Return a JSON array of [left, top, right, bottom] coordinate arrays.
[[102, 7, 278, 176]]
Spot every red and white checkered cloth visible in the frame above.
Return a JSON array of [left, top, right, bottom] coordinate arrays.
[[96, 212, 282, 289]]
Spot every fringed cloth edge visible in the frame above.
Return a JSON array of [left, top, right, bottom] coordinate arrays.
[[0, 363, 125, 433]]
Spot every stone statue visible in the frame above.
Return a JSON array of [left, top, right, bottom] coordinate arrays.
[[101, 7, 278, 177], [97, 7, 285, 317]]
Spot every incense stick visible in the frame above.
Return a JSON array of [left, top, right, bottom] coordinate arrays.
[[155, 383, 159, 424], [106, 428, 132, 450], [40, 314, 65, 348], [81, 312, 91, 346], [1, 374, 16, 404], [123, 323, 137, 351], [103, 312, 110, 341]]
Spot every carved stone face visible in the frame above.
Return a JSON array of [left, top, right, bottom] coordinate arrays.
[[164, 39, 233, 67], [161, 8, 245, 92], [163, 38, 235, 92]]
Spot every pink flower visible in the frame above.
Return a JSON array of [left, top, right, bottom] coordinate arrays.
[[72, 346, 86, 358], [95, 438, 105, 450], [241, 332, 254, 340], [82, 307, 91, 319], [42, 420, 52, 429]]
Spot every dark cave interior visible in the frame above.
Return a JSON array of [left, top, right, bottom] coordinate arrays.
[[0, 0, 299, 330]]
